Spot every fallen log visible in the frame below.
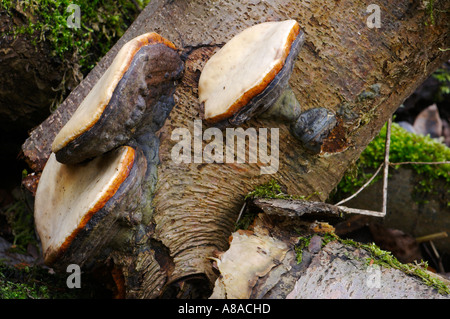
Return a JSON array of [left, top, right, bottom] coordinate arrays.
[[210, 212, 450, 299]]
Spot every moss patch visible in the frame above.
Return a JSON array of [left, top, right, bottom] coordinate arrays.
[[2, 200, 37, 255], [336, 233, 450, 295], [0, 262, 114, 299], [294, 236, 311, 264], [2, 0, 150, 73], [332, 122, 450, 204]]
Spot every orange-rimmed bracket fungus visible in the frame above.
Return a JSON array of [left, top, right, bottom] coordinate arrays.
[[52, 33, 184, 165], [34, 32, 184, 271], [34, 146, 147, 267], [198, 20, 337, 154]]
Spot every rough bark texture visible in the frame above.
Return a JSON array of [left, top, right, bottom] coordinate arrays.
[[21, 0, 450, 298]]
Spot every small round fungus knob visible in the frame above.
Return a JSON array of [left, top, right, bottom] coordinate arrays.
[[291, 107, 337, 154]]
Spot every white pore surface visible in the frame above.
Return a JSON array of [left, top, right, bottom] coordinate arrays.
[[198, 20, 298, 121], [34, 146, 133, 260]]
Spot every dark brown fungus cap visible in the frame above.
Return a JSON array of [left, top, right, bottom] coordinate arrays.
[[52, 33, 184, 164]]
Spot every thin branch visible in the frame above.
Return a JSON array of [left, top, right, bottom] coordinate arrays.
[[336, 206, 386, 218], [389, 161, 450, 166], [335, 162, 384, 206], [253, 198, 387, 219], [382, 118, 392, 216], [415, 232, 448, 243], [235, 201, 247, 224], [335, 118, 392, 218], [428, 241, 446, 273]]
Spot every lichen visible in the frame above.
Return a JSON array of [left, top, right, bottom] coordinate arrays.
[[356, 83, 381, 102]]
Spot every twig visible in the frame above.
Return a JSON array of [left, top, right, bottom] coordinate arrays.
[[415, 232, 448, 243], [381, 118, 392, 216], [335, 162, 384, 206], [336, 206, 386, 218], [428, 241, 445, 273], [253, 198, 387, 219], [389, 161, 450, 166], [235, 201, 247, 224], [335, 118, 392, 217]]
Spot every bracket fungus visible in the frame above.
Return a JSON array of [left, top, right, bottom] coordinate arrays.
[[199, 19, 304, 126], [35, 146, 147, 267], [52, 32, 184, 165], [198, 20, 337, 154], [34, 32, 184, 269]]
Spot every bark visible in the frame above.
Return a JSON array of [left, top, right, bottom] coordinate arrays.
[[21, 0, 450, 298], [252, 198, 385, 219], [210, 212, 449, 299]]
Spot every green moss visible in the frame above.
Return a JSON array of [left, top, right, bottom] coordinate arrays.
[[294, 233, 338, 265], [432, 67, 450, 99], [244, 179, 318, 201], [3, 201, 37, 255], [333, 122, 450, 204], [234, 210, 257, 231], [0, 263, 67, 299], [334, 233, 450, 295], [424, 0, 436, 26], [294, 236, 311, 264], [1, 0, 150, 73], [0, 262, 114, 299], [0, 278, 49, 299]]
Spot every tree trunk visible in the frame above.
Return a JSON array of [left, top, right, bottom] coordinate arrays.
[[22, 0, 450, 298]]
